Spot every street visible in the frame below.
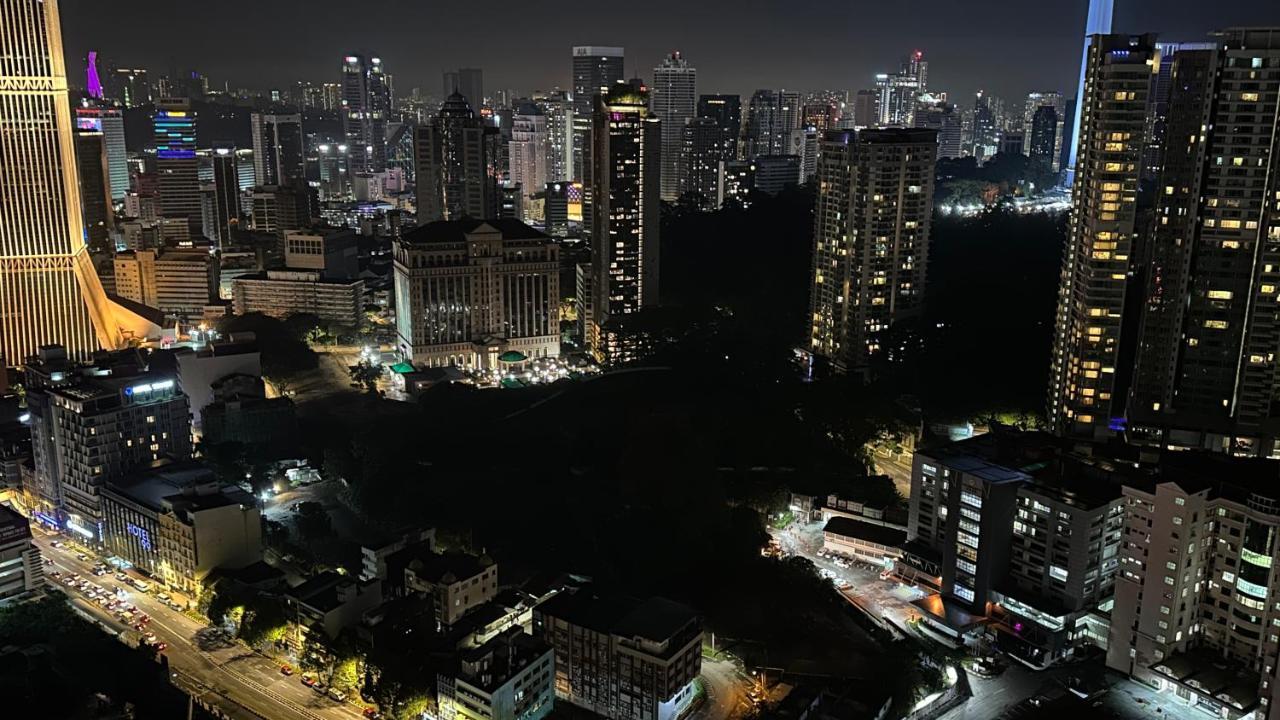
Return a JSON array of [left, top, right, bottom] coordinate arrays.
[[692, 658, 751, 720], [33, 532, 368, 720]]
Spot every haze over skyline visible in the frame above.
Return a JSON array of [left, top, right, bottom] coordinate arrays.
[[60, 0, 1275, 105]]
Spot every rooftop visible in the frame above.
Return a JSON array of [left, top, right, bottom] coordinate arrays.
[[105, 460, 254, 515], [536, 591, 699, 645], [822, 516, 907, 548], [400, 218, 548, 246]]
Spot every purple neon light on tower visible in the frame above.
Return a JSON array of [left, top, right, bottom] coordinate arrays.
[[86, 51, 103, 99]]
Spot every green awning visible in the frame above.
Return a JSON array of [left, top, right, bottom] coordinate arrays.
[[497, 350, 528, 363], [389, 362, 415, 374]]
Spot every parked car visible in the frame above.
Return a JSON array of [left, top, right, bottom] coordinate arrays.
[[327, 688, 347, 702], [280, 665, 294, 676]]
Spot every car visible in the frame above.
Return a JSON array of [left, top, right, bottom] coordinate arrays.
[[327, 688, 347, 702], [115, 572, 129, 582], [51, 541, 62, 548], [311, 682, 327, 695], [301, 675, 318, 688], [76, 553, 88, 561], [363, 709, 382, 719], [153, 642, 167, 652], [143, 632, 157, 643], [280, 665, 294, 676], [137, 615, 150, 624], [50, 570, 61, 578], [155, 592, 170, 601], [63, 577, 77, 586], [167, 600, 184, 611], [93, 568, 107, 576]]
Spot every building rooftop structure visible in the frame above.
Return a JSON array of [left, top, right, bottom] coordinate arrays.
[[106, 459, 254, 515], [400, 218, 548, 246], [537, 591, 700, 659], [822, 516, 907, 547]]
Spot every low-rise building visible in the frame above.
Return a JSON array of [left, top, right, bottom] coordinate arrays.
[[284, 227, 358, 280], [822, 516, 906, 567], [172, 335, 262, 431], [284, 571, 383, 655], [113, 248, 219, 320], [0, 504, 43, 603], [391, 547, 498, 628], [437, 627, 555, 720], [100, 460, 261, 595], [533, 591, 701, 720], [232, 270, 364, 328]]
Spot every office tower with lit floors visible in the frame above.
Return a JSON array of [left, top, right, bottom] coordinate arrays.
[[251, 113, 305, 186], [342, 54, 390, 174], [415, 93, 492, 223], [509, 103, 549, 220], [570, 46, 624, 182], [0, 0, 122, 364], [651, 51, 696, 201], [1046, 34, 1157, 439], [73, 127, 114, 252], [154, 98, 202, 228], [590, 83, 661, 364], [1127, 29, 1280, 456], [75, 105, 128, 201], [807, 128, 937, 372]]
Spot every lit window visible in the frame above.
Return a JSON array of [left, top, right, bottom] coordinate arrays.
[[1207, 290, 1233, 300]]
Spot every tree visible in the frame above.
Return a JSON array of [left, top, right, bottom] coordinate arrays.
[[239, 595, 288, 648], [348, 360, 382, 393]]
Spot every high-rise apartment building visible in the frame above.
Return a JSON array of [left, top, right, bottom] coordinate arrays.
[[851, 89, 879, 128], [249, 184, 314, 237], [1107, 452, 1280, 717], [75, 105, 128, 201], [807, 129, 937, 371], [74, 128, 114, 252], [251, 113, 305, 187], [0, 0, 121, 364], [1046, 34, 1157, 439], [590, 84, 661, 363], [393, 219, 560, 369], [415, 93, 492, 223], [970, 91, 1001, 162], [1065, 0, 1116, 185], [443, 67, 484, 109], [570, 46, 625, 183], [745, 89, 801, 159], [509, 103, 549, 220], [1127, 30, 1280, 455], [154, 98, 202, 225], [341, 54, 389, 174], [650, 52, 696, 201]]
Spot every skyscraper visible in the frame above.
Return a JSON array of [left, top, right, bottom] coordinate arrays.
[[1020, 92, 1065, 164], [590, 83, 661, 363], [1027, 105, 1059, 169], [111, 67, 150, 108], [745, 89, 801, 159], [0, 0, 121, 363], [251, 113, 305, 186], [913, 99, 962, 159], [154, 98, 202, 225], [650, 51, 696, 201], [683, 94, 741, 208], [1127, 30, 1280, 454], [415, 93, 491, 223], [970, 91, 1000, 162], [75, 105, 128, 201], [443, 67, 484, 109], [208, 146, 240, 248], [807, 129, 937, 371], [874, 51, 928, 127], [73, 128, 113, 252], [509, 103, 549, 220], [342, 54, 390, 174], [1046, 34, 1157, 439], [570, 46, 624, 183]]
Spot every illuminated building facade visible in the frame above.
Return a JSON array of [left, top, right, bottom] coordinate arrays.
[[570, 46, 625, 183], [30, 369, 191, 543], [154, 98, 201, 224], [393, 219, 560, 369], [0, 0, 121, 364], [251, 112, 305, 186], [807, 128, 937, 371], [590, 84, 661, 363], [1046, 34, 1157, 439], [75, 105, 128, 200], [415, 93, 492, 223]]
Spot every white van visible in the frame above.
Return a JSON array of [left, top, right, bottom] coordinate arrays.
[[131, 579, 151, 593]]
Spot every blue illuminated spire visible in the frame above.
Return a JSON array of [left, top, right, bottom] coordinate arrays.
[[1065, 0, 1114, 187]]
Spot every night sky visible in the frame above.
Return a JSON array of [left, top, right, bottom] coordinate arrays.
[[61, 0, 1277, 105]]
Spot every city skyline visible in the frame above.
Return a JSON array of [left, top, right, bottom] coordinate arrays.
[[59, 0, 1273, 105]]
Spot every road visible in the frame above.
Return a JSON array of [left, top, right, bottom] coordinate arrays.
[[872, 453, 913, 499], [693, 658, 751, 720], [34, 532, 368, 720]]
